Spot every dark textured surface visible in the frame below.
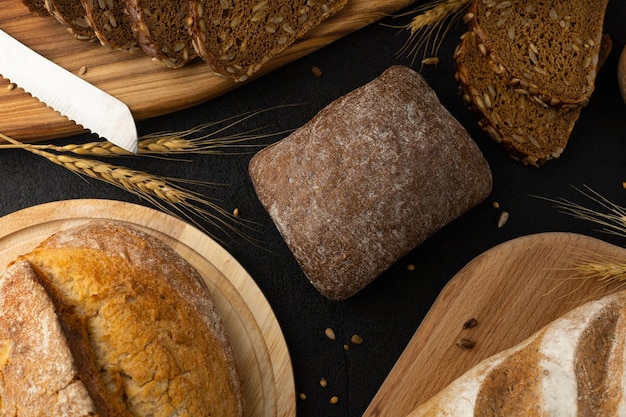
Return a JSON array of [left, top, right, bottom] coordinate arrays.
[[1, 1, 625, 416]]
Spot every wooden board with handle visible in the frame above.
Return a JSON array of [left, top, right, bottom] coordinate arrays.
[[364, 232, 626, 417], [0, 199, 296, 417], [0, 0, 417, 142]]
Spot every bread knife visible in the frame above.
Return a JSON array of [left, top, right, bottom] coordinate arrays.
[[0, 28, 138, 153]]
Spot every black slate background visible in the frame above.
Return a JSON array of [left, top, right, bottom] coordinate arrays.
[[1, 2, 626, 416]]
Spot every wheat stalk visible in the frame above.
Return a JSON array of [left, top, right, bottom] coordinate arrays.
[[535, 185, 626, 291], [0, 133, 258, 243], [389, 0, 472, 67], [0, 108, 288, 158]]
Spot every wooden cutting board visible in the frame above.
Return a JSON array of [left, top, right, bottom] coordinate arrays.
[[364, 232, 626, 417], [0, 0, 417, 142], [0, 199, 296, 417]]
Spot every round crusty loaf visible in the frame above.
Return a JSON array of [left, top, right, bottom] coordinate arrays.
[[0, 220, 243, 417]]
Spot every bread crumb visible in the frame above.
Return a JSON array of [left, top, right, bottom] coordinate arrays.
[[343, 344, 349, 350], [351, 334, 363, 345], [320, 377, 327, 388], [329, 396, 339, 404]]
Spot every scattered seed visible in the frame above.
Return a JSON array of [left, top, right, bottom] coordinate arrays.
[[351, 334, 364, 345], [311, 65, 323, 77], [299, 393, 307, 400], [320, 377, 327, 387], [421, 56, 439, 66], [463, 318, 478, 329], [79, 65, 88, 75], [325, 327, 336, 340], [491, 201, 500, 209], [7, 83, 16, 90], [232, 207, 240, 217], [498, 211, 509, 228], [406, 263, 416, 271], [329, 396, 339, 405], [456, 338, 475, 349], [343, 344, 350, 350]]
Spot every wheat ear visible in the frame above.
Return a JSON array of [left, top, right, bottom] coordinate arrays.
[[391, 0, 472, 67], [1, 132, 253, 242], [534, 185, 626, 239], [0, 108, 289, 158]]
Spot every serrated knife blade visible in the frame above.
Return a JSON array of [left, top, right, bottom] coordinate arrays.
[[0, 28, 138, 153]]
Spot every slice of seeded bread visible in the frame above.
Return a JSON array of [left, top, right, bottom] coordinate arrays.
[[455, 31, 582, 166], [44, 0, 96, 40], [189, 0, 348, 82], [82, 0, 139, 52], [22, 0, 50, 16], [455, 30, 611, 166], [467, 0, 609, 108], [125, 0, 197, 68]]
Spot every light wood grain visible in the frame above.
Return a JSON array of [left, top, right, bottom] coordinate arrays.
[[0, 0, 417, 142], [364, 232, 626, 417], [0, 199, 296, 417]]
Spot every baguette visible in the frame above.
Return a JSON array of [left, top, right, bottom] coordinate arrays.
[[408, 290, 626, 416]]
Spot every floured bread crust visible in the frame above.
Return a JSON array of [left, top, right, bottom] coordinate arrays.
[[407, 290, 626, 416], [1, 221, 243, 417], [0, 261, 97, 416]]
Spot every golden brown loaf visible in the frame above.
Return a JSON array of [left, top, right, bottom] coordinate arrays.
[[0, 221, 243, 417], [249, 65, 492, 300], [407, 290, 626, 416]]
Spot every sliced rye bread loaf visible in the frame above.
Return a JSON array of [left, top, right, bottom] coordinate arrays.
[[125, 0, 197, 68], [467, 0, 609, 108], [189, 0, 348, 82], [22, 0, 50, 16], [82, 0, 139, 52], [44, 0, 96, 40], [455, 30, 611, 166]]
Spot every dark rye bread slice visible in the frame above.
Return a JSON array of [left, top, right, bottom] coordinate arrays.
[[189, 0, 348, 82], [455, 31, 582, 166], [44, 0, 96, 40], [126, 0, 197, 68], [22, 0, 50, 16], [82, 0, 139, 52], [468, 0, 609, 108]]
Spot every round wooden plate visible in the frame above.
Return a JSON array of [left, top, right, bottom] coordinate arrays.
[[0, 199, 296, 417]]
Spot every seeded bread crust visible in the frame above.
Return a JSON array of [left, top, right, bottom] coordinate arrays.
[[189, 0, 348, 82], [468, 0, 608, 108], [17, 221, 244, 417], [22, 0, 50, 16], [407, 290, 626, 416], [249, 65, 492, 300], [82, 0, 139, 52], [44, 0, 96, 40], [126, 0, 197, 68], [0, 261, 97, 416]]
